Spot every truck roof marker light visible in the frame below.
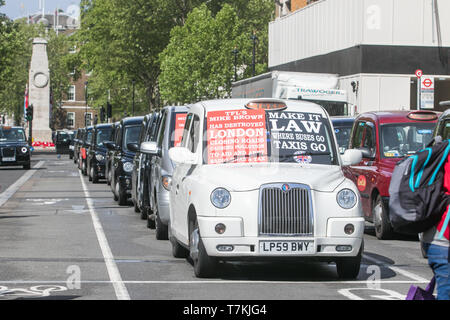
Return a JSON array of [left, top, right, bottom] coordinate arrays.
[[407, 111, 438, 121], [245, 100, 287, 111]]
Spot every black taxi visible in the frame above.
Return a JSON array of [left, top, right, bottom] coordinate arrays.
[[0, 126, 31, 169]]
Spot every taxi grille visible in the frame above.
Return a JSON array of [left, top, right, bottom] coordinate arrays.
[[1, 147, 15, 158], [259, 184, 313, 236]]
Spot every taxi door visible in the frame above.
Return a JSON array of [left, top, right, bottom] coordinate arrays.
[[348, 120, 377, 220]]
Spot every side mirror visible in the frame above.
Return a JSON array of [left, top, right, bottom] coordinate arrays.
[[140, 141, 161, 156], [104, 141, 116, 150], [341, 149, 362, 166], [127, 143, 140, 153], [359, 147, 375, 160], [168, 147, 197, 165]]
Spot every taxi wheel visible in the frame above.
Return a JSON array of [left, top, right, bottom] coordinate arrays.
[[147, 212, 156, 229], [117, 182, 128, 206], [91, 167, 99, 184], [336, 242, 363, 280], [373, 195, 394, 240], [88, 165, 93, 181], [155, 203, 168, 240], [190, 221, 217, 278]]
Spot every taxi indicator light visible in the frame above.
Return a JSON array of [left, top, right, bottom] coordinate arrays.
[[407, 112, 438, 121], [245, 101, 286, 111]]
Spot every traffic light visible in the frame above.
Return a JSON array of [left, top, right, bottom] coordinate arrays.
[[106, 102, 112, 119], [26, 105, 34, 121], [100, 106, 105, 123]]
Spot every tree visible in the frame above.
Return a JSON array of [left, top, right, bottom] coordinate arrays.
[[159, 1, 273, 104], [159, 4, 239, 103], [0, 18, 41, 124]]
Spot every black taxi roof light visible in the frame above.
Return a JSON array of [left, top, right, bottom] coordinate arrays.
[[245, 100, 287, 111], [407, 111, 438, 121]]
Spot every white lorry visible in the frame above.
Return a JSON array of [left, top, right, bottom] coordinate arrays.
[[232, 71, 349, 116]]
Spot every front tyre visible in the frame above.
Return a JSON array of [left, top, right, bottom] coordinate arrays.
[[336, 242, 363, 280], [190, 223, 217, 278], [373, 195, 394, 240], [155, 203, 168, 240]]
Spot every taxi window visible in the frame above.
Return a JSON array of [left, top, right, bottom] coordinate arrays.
[[381, 123, 434, 158], [442, 121, 450, 140], [205, 108, 336, 165]]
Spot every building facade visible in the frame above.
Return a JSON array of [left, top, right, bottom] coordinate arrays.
[[269, 0, 450, 114]]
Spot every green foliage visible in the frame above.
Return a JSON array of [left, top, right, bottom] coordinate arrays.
[[159, 0, 273, 104], [0, 20, 41, 123]]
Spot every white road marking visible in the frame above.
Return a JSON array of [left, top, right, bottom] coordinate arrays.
[[0, 280, 429, 284], [363, 254, 429, 282], [0, 161, 45, 207], [79, 172, 130, 300]]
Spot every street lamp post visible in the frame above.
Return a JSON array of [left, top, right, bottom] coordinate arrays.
[[251, 31, 258, 77], [232, 47, 239, 82], [85, 81, 88, 127], [132, 79, 135, 116]]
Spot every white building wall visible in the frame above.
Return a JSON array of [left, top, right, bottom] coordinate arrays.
[[269, 0, 450, 68]]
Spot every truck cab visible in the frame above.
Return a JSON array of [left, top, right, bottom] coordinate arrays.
[[343, 110, 439, 239]]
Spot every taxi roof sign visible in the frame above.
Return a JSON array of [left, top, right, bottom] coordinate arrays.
[[407, 111, 438, 121], [245, 100, 286, 111]]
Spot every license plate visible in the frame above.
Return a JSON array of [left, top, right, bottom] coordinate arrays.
[[259, 240, 314, 254], [2, 157, 16, 162]]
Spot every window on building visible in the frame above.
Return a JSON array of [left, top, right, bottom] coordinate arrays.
[[67, 112, 75, 128], [67, 86, 75, 101]]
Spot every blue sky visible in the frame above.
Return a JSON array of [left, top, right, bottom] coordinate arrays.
[[1, 0, 81, 20]]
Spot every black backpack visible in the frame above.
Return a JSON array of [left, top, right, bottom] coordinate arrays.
[[388, 137, 450, 234]]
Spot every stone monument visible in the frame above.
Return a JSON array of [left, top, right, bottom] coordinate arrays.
[[28, 37, 52, 143]]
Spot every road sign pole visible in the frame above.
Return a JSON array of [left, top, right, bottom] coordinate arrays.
[[415, 69, 423, 110]]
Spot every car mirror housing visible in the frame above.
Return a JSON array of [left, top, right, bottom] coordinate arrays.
[[127, 143, 140, 153], [104, 141, 116, 150], [341, 149, 362, 166], [168, 147, 197, 165], [140, 141, 160, 156]]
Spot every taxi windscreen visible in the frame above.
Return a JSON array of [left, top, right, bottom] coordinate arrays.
[[0, 127, 26, 142], [206, 109, 337, 165], [380, 123, 435, 158]]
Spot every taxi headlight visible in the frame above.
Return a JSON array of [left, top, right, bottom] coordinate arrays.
[[21, 147, 28, 153], [95, 154, 105, 161], [123, 162, 133, 173], [337, 189, 357, 209], [210, 188, 231, 209]]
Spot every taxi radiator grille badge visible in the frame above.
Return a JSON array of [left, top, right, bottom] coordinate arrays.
[[259, 183, 313, 236]]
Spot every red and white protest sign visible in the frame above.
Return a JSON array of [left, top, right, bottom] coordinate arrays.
[[207, 109, 267, 164], [173, 113, 187, 147]]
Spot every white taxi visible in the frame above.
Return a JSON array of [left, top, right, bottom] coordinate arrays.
[[168, 99, 364, 278]]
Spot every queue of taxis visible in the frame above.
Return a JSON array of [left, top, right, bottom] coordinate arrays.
[[342, 110, 439, 239], [68, 97, 447, 279]]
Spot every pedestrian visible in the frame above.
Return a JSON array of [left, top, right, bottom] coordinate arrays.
[[421, 151, 450, 300]]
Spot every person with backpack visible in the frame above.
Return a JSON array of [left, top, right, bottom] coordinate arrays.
[[389, 136, 450, 300], [421, 152, 450, 300]]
